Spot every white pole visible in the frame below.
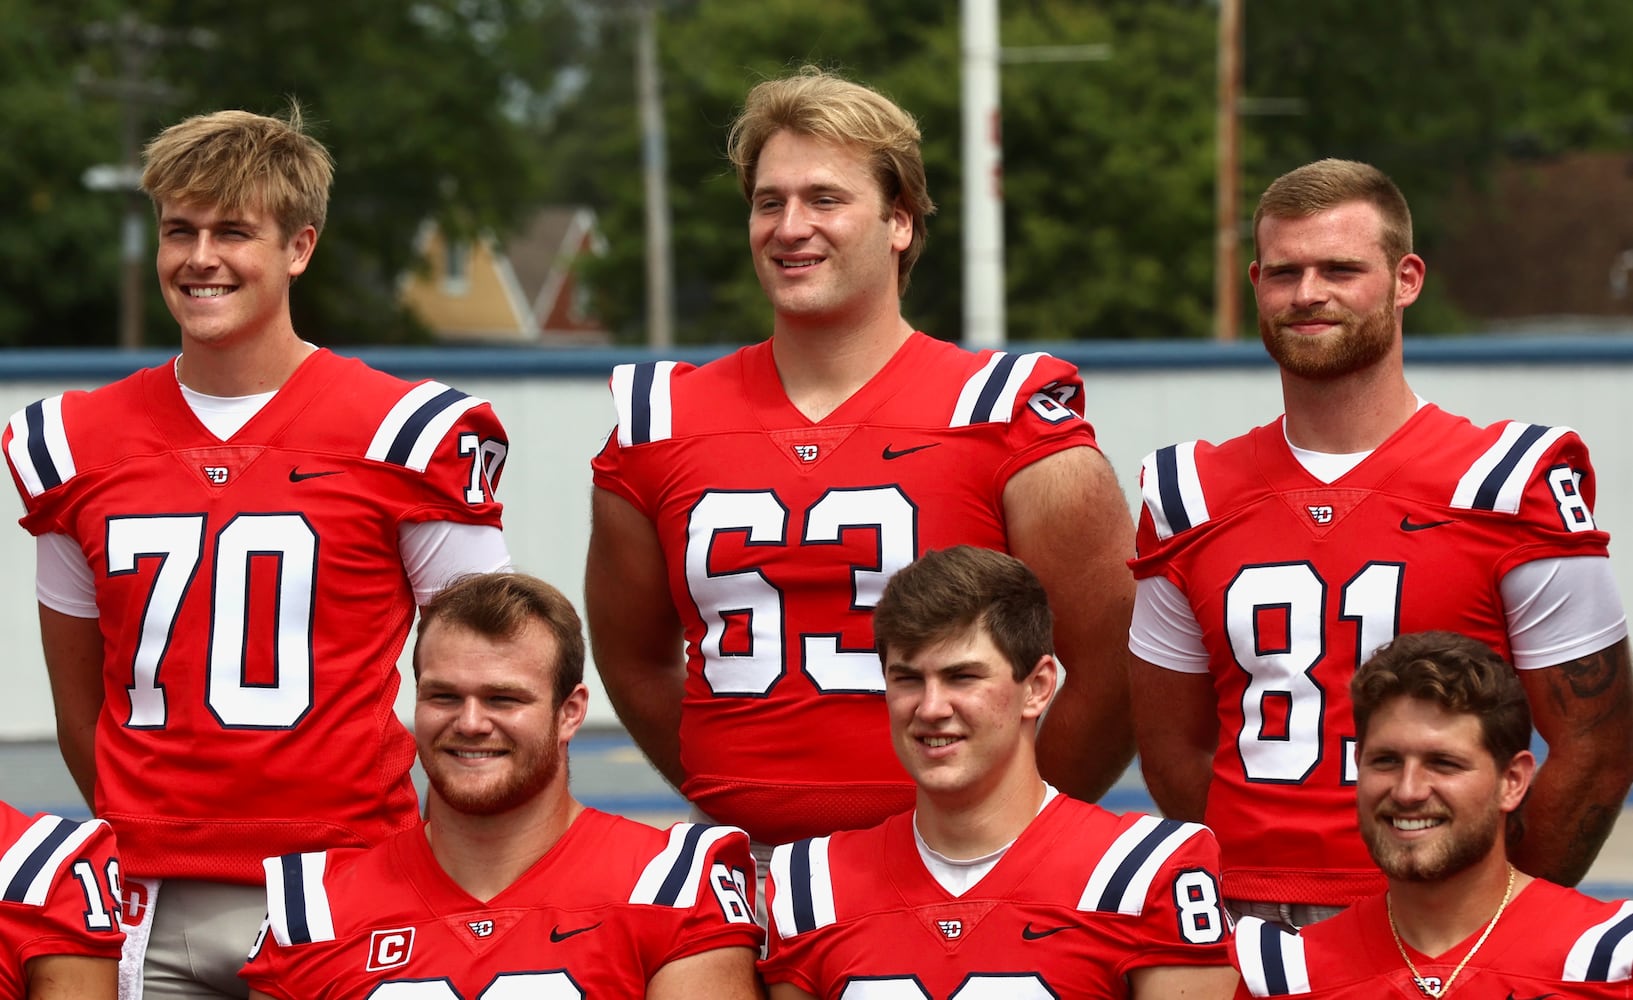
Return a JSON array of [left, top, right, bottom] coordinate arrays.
[[636, 2, 674, 349], [961, 0, 1005, 348]]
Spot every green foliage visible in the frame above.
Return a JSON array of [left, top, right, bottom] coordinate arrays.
[[0, 0, 567, 347], [3, 0, 1631, 346]]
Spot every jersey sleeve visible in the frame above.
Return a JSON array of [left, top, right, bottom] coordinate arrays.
[[1450, 423, 1609, 570], [589, 360, 696, 518], [374, 384, 508, 530], [4, 394, 83, 535], [1130, 441, 1213, 581], [965, 350, 1100, 491], [2, 816, 125, 969], [1083, 817, 1230, 976], [759, 838, 829, 993], [629, 823, 764, 967], [238, 851, 340, 1000]]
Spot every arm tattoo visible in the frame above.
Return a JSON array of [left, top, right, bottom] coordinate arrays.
[[1545, 645, 1632, 730]]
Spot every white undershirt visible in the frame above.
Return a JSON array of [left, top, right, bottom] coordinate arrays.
[[1130, 406, 1628, 670], [36, 380, 509, 616], [913, 785, 1059, 897]]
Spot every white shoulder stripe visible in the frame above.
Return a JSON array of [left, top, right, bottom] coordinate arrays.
[[1140, 443, 1210, 541], [6, 396, 76, 498], [1564, 899, 1633, 982], [629, 823, 743, 908], [0, 815, 105, 906], [365, 381, 485, 473], [1078, 816, 1205, 916], [1450, 422, 1569, 514], [610, 361, 678, 447], [262, 852, 336, 947], [1234, 916, 1312, 996], [950, 351, 1045, 427], [768, 837, 836, 939]]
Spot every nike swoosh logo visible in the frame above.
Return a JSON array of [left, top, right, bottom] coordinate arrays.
[[1506, 993, 1560, 1000], [549, 921, 602, 942], [289, 468, 343, 483], [882, 443, 940, 461], [1020, 922, 1074, 940], [1399, 515, 1455, 532]]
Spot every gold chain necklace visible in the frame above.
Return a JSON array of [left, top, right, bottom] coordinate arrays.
[[1385, 865, 1516, 999]]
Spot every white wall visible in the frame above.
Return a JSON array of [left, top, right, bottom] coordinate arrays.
[[2, 347, 1630, 737]]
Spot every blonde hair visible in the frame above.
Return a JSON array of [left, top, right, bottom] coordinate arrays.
[[141, 103, 334, 243], [727, 66, 935, 294], [1253, 158, 1413, 265]]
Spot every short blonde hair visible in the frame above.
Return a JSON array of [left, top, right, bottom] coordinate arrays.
[[1253, 158, 1413, 266], [141, 103, 334, 243], [727, 66, 935, 295]]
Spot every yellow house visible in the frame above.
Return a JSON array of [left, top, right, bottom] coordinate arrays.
[[400, 207, 609, 345]]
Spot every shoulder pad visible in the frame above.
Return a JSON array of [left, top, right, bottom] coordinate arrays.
[[1077, 815, 1206, 916], [950, 351, 1052, 427], [611, 361, 680, 446], [1564, 899, 1633, 982], [1140, 443, 1211, 541], [0, 814, 106, 906], [1450, 422, 1571, 515], [768, 836, 836, 939], [262, 852, 337, 947], [1234, 915, 1312, 996], [365, 381, 486, 473], [6, 396, 76, 498], [628, 822, 744, 909]]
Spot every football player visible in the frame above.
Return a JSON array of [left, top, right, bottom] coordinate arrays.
[[0, 801, 123, 999], [762, 546, 1237, 998], [2, 106, 510, 998], [1236, 631, 1633, 997], [587, 65, 1136, 876], [1130, 158, 1632, 927], [241, 572, 763, 999]]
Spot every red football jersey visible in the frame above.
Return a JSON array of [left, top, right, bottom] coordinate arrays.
[[1234, 880, 1633, 997], [592, 333, 1097, 844], [761, 796, 1230, 998], [241, 811, 764, 999], [1131, 406, 1609, 905], [0, 803, 124, 995], [2, 350, 508, 883]]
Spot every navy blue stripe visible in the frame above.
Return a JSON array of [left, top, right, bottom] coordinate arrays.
[[1472, 424, 1548, 511], [652, 824, 708, 907], [1587, 911, 1633, 981], [3, 818, 75, 903], [790, 840, 816, 934], [279, 855, 312, 945], [1259, 922, 1291, 994], [383, 387, 468, 467], [23, 401, 62, 492], [969, 353, 1020, 423], [1154, 446, 1192, 534], [629, 362, 656, 445], [1095, 819, 1183, 911]]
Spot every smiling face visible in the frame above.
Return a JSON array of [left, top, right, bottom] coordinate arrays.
[[884, 626, 1054, 808], [1250, 200, 1423, 380], [155, 199, 315, 350], [414, 617, 585, 817], [1356, 696, 1532, 883], [748, 130, 913, 331]]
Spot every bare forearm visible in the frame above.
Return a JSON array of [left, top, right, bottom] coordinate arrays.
[[1139, 754, 1212, 822], [1514, 641, 1633, 884], [1036, 650, 1135, 802], [601, 664, 688, 790], [1512, 752, 1628, 884]]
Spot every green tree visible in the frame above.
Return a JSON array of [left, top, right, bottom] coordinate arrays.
[[0, 0, 570, 347]]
